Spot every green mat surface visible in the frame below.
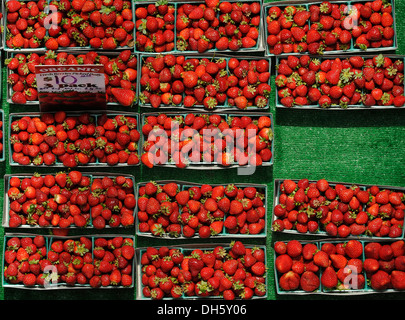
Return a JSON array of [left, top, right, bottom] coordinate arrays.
[[0, 0, 404, 301]]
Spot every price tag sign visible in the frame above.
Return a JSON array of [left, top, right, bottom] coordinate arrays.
[[35, 64, 107, 112]]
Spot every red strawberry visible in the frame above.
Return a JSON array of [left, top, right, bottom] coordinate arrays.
[[321, 266, 338, 289], [313, 250, 329, 268], [370, 270, 390, 290], [275, 254, 293, 273], [231, 241, 246, 256], [182, 71, 198, 88], [279, 271, 300, 291], [394, 95, 405, 107], [222, 259, 238, 276], [294, 10, 311, 27], [300, 271, 320, 292], [282, 180, 297, 194], [149, 94, 162, 108], [189, 7, 204, 20], [286, 240, 302, 258], [241, 37, 256, 48], [216, 37, 229, 50], [234, 96, 248, 109], [307, 29, 321, 44]]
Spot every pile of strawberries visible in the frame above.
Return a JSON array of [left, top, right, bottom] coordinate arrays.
[[175, 0, 261, 53], [6, 171, 136, 229], [3, 235, 135, 288], [140, 241, 267, 299], [364, 240, 405, 290], [5, 0, 47, 50], [90, 175, 136, 229], [135, 0, 261, 54], [6, 50, 138, 107], [362, 54, 405, 107], [276, 54, 405, 108], [134, 1, 175, 53], [275, 239, 405, 293], [275, 239, 365, 292], [9, 111, 140, 167], [139, 55, 271, 110], [7, 171, 91, 228], [137, 181, 266, 238], [266, 0, 396, 55], [4, 235, 49, 287], [5, 0, 135, 50], [141, 113, 273, 168], [272, 178, 405, 238]]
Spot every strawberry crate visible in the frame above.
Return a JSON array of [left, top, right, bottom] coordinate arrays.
[[134, 0, 265, 55], [140, 111, 274, 169], [135, 180, 267, 239], [5, 50, 139, 108], [3, 172, 136, 229], [271, 178, 405, 240], [137, 53, 271, 111], [2, 0, 136, 52], [274, 54, 405, 109], [2, 233, 50, 289], [8, 111, 141, 167], [262, 0, 398, 57], [2, 0, 48, 52], [274, 238, 405, 295], [133, 0, 177, 54], [2, 233, 136, 289], [135, 243, 268, 299]]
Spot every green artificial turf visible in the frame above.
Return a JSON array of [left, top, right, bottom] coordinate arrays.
[[0, 0, 404, 301]]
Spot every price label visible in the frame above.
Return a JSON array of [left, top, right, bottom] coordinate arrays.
[[35, 64, 106, 111]]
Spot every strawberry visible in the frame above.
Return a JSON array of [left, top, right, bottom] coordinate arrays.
[[307, 30, 322, 44], [391, 271, 405, 290], [111, 88, 135, 107], [275, 254, 293, 273], [394, 95, 405, 107], [321, 266, 338, 289], [286, 240, 302, 258], [234, 96, 248, 109], [345, 240, 363, 259], [300, 271, 320, 292], [100, 6, 117, 26], [338, 188, 354, 203], [216, 37, 229, 50], [279, 271, 300, 291], [370, 270, 391, 290], [189, 6, 204, 20], [182, 71, 198, 88], [222, 259, 238, 276], [12, 92, 27, 104], [231, 241, 246, 256], [277, 63, 293, 77], [313, 250, 329, 268], [241, 37, 256, 48], [294, 10, 311, 27], [291, 27, 306, 42], [282, 180, 297, 194]]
